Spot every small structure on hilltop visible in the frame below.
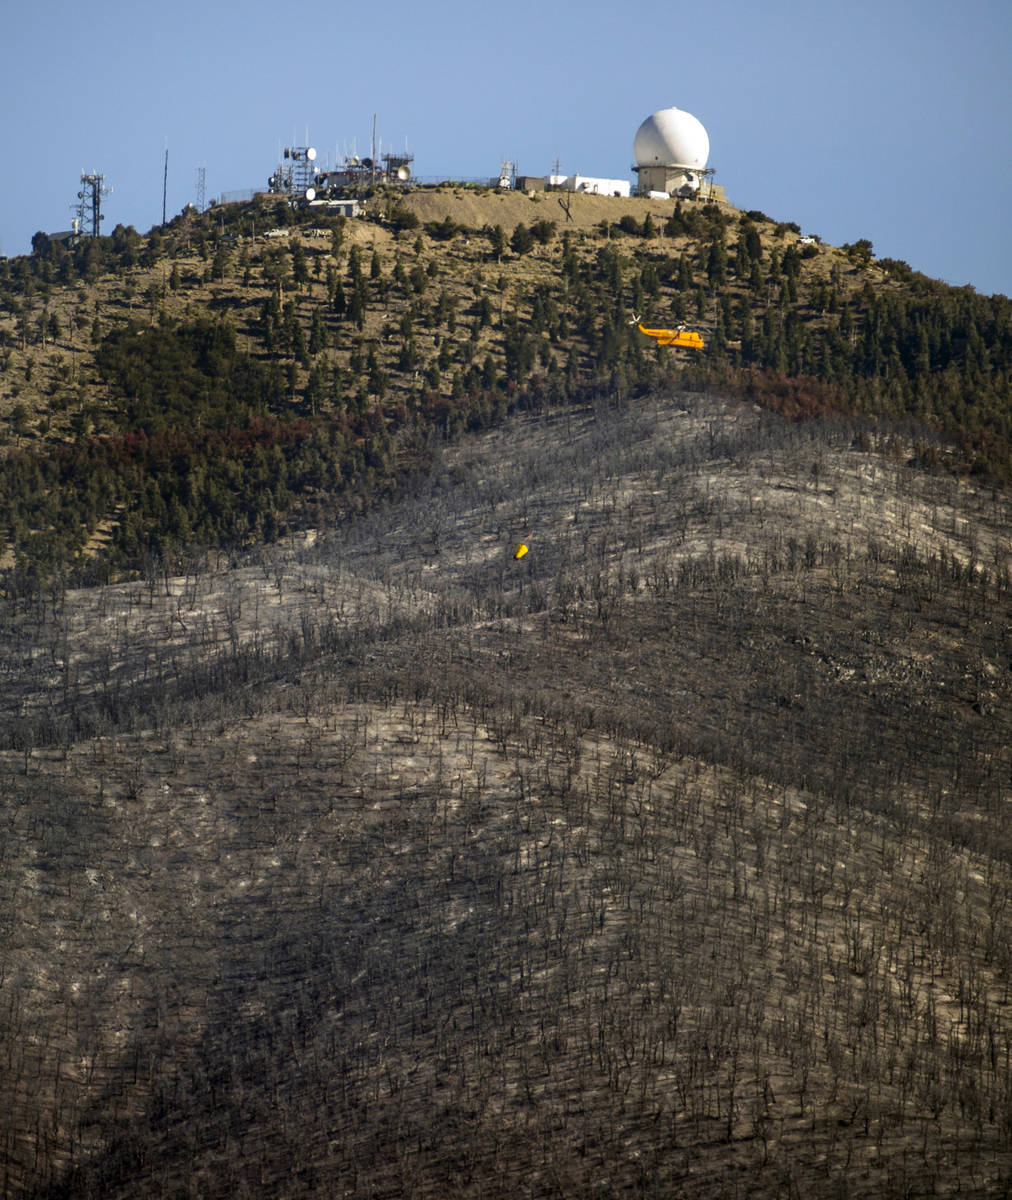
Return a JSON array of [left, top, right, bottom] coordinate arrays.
[[547, 173, 631, 198]]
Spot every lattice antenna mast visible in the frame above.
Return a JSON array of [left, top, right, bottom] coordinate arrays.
[[76, 172, 111, 237]]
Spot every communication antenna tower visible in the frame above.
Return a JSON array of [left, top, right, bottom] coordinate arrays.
[[271, 144, 318, 202], [76, 172, 111, 238], [196, 165, 207, 213]]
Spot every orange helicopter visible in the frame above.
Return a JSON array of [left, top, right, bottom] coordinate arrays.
[[630, 314, 704, 350]]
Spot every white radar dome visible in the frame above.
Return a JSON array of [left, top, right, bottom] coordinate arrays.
[[634, 107, 709, 169]]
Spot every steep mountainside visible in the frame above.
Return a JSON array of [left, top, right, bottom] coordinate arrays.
[[1, 186, 1010, 584], [1, 390, 1010, 1197]]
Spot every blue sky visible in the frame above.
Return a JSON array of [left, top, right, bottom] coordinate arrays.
[[3, 0, 1010, 296]]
